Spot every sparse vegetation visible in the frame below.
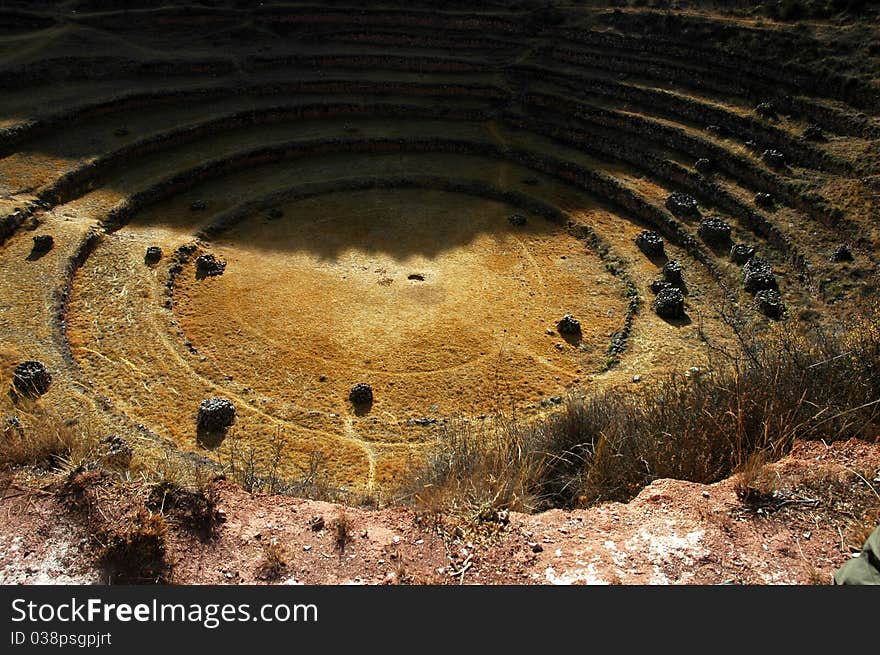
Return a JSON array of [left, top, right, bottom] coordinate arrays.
[[256, 540, 288, 581], [0, 411, 97, 471], [399, 309, 880, 516]]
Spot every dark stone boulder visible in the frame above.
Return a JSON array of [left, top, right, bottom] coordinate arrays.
[[698, 216, 732, 248], [831, 244, 854, 262], [661, 260, 684, 287], [665, 192, 700, 219], [730, 243, 756, 265], [144, 246, 162, 265], [12, 361, 52, 396], [508, 213, 527, 226], [654, 286, 685, 320], [755, 289, 785, 319], [755, 102, 778, 120], [31, 235, 54, 253], [349, 383, 374, 406], [196, 253, 226, 277], [556, 314, 581, 336], [694, 158, 713, 174], [743, 257, 777, 293], [802, 124, 826, 142], [197, 398, 236, 433], [189, 200, 207, 211], [761, 149, 786, 169], [754, 192, 775, 209], [635, 230, 664, 258]]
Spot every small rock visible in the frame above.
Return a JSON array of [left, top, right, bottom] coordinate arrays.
[[754, 192, 775, 209], [830, 244, 854, 263], [698, 216, 732, 248], [802, 124, 825, 142], [761, 149, 786, 169], [508, 213, 527, 226], [755, 288, 785, 319], [661, 260, 684, 287], [529, 542, 544, 553], [635, 230, 664, 258], [632, 375, 641, 383], [665, 192, 700, 219], [694, 158, 713, 174], [743, 257, 777, 293], [755, 102, 778, 120], [654, 286, 685, 320], [197, 397, 236, 432], [309, 516, 325, 531], [268, 207, 284, 220], [730, 243, 756, 265], [556, 314, 581, 336], [31, 234, 54, 253], [190, 200, 207, 211], [144, 246, 162, 265], [649, 277, 673, 295], [349, 383, 373, 406]]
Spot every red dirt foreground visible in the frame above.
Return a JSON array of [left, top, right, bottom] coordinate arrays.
[[1, 439, 878, 585]]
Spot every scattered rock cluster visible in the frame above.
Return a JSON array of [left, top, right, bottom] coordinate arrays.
[[12, 361, 52, 396], [196, 253, 226, 277]]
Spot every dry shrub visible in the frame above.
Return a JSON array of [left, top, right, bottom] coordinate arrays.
[[147, 479, 223, 540], [257, 540, 287, 581], [399, 310, 880, 514], [331, 510, 353, 554], [100, 508, 170, 584]]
